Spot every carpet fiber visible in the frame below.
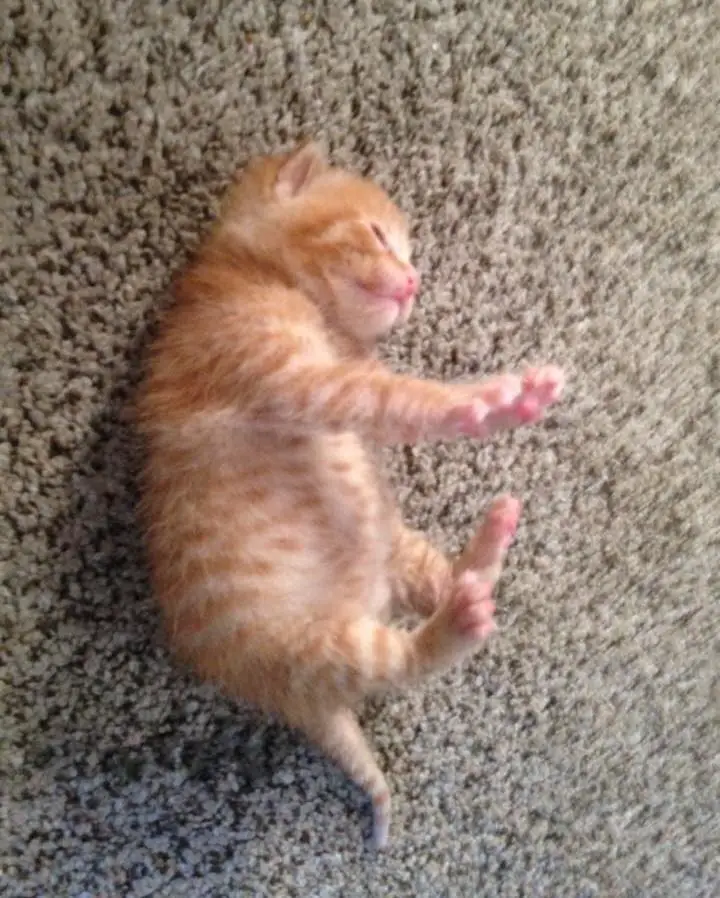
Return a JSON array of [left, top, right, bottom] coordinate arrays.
[[2, 1, 719, 895]]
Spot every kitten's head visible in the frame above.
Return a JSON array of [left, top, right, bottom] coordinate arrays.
[[225, 142, 419, 342]]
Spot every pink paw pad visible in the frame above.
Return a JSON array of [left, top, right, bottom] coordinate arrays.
[[515, 396, 542, 422], [450, 572, 496, 640]]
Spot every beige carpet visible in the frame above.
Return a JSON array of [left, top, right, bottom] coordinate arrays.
[[2, 1, 719, 895]]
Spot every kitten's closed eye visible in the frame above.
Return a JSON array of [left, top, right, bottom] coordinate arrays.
[[370, 223, 390, 250]]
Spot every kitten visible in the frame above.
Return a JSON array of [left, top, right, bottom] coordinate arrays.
[[136, 141, 565, 848]]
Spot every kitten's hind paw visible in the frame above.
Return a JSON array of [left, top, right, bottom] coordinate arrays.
[[483, 495, 521, 551], [455, 494, 521, 583], [446, 572, 496, 642]]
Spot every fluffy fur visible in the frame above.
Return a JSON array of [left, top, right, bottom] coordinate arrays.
[[136, 142, 565, 848]]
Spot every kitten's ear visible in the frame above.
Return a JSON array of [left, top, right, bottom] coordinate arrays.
[[275, 140, 327, 200]]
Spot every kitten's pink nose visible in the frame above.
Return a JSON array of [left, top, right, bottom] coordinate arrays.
[[393, 267, 419, 303]]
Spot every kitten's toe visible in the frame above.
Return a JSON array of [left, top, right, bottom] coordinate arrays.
[[448, 572, 496, 641], [522, 365, 565, 405], [456, 494, 521, 581], [476, 374, 523, 409], [485, 495, 522, 550], [510, 365, 566, 422]]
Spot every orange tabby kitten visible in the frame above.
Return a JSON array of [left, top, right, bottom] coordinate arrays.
[[136, 142, 565, 848]]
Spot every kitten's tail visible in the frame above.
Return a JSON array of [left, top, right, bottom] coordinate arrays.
[[292, 705, 392, 850]]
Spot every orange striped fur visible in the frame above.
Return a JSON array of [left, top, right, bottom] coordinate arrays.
[[136, 142, 565, 848]]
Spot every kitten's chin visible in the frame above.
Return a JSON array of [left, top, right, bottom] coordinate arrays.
[[374, 294, 415, 331], [329, 279, 414, 340], [393, 295, 414, 325], [365, 295, 410, 336]]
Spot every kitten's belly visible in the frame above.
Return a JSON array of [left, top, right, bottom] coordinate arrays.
[[154, 430, 393, 621]]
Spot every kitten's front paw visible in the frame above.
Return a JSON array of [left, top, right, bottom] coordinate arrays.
[[455, 364, 565, 438], [445, 572, 496, 642], [512, 365, 565, 423], [444, 374, 523, 437]]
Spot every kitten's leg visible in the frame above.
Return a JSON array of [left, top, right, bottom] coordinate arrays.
[[293, 573, 498, 848], [308, 503, 514, 694], [388, 522, 452, 616], [389, 496, 521, 617], [235, 341, 563, 444], [317, 576, 498, 702], [301, 707, 392, 849], [294, 575, 502, 849], [293, 509, 514, 846], [300, 500, 518, 693], [260, 360, 527, 444]]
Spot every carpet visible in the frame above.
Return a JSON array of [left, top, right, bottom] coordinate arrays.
[[2, 1, 718, 896]]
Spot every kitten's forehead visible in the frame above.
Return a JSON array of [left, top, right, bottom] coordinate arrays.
[[340, 175, 408, 227], [319, 172, 411, 256], [308, 170, 397, 215]]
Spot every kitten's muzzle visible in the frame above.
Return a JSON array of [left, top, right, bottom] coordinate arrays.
[[391, 267, 419, 304]]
